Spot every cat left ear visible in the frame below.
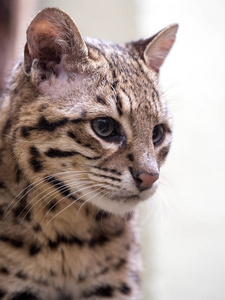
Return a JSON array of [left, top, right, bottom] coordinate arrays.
[[24, 8, 88, 76], [129, 24, 178, 73]]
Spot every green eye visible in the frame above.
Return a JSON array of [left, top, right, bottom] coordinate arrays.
[[152, 124, 165, 145], [92, 117, 117, 138]]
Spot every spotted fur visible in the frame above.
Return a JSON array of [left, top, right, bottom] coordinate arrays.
[[0, 8, 178, 300]]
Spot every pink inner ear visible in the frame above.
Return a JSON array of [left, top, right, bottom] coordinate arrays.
[[28, 20, 59, 59], [144, 24, 178, 73]]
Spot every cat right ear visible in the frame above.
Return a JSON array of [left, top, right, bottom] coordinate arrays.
[[24, 8, 88, 80], [128, 24, 178, 73]]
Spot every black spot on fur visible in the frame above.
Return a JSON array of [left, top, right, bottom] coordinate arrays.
[[0, 288, 6, 298], [95, 210, 110, 221], [13, 199, 31, 222], [0, 236, 24, 248], [15, 271, 28, 280], [0, 181, 6, 189], [119, 283, 131, 295], [127, 153, 134, 162], [47, 200, 58, 212], [96, 96, 107, 105], [48, 234, 84, 250], [44, 176, 76, 200], [71, 118, 84, 124], [158, 145, 170, 161], [83, 285, 114, 298], [29, 243, 41, 256], [29, 158, 43, 172], [0, 267, 9, 275], [29, 146, 43, 172], [112, 80, 118, 89], [29, 147, 40, 157], [33, 224, 42, 233], [89, 235, 109, 248], [114, 258, 126, 270], [77, 273, 87, 283], [67, 131, 76, 139], [10, 291, 38, 300], [116, 95, 123, 116], [21, 126, 32, 137]]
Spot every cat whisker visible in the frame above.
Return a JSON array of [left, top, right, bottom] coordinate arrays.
[[5, 170, 93, 219], [76, 189, 110, 216], [43, 184, 107, 228], [19, 177, 95, 225], [3, 134, 34, 144]]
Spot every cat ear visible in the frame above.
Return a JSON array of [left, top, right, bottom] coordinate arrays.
[[129, 24, 178, 73], [24, 8, 88, 77]]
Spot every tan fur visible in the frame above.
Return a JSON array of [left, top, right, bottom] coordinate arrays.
[[0, 8, 178, 300]]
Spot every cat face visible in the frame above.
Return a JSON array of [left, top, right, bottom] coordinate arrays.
[[11, 8, 177, 215]]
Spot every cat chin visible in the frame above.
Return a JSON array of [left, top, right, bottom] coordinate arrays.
[[88, 183, 158, 215], [89, 197, 140, 215]]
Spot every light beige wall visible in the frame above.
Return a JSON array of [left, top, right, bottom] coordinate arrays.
[[38, 0, 137, 43], [136, 0, 225, 299]]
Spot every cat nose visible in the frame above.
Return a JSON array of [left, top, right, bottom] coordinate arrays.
[[131, 169, 159, 191]]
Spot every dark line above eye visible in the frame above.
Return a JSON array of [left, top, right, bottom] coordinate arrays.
[[96, 96, 107, 105], [45, 148, 78, 158], [37, 116, 69, 132]]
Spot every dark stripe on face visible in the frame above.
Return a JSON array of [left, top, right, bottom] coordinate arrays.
[[96, 96, 107, 105], [29, 146, 43, 173], [158, 145, 170, 162], [93, 166, 122, 176], [37, 116, 68, 132], [116, 95, 123, 116], [45, 148, 78, 158], [91, 173, 121, 182], [44, 176, 76, 200], [67, 132, 95, 150], [70, 118, 85, 124], [121, 87, 133, 117], [21, 117, 68, 137], [44, 148, 100, 160]]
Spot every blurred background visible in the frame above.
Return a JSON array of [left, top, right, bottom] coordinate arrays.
[[1, 0, 225, 299]]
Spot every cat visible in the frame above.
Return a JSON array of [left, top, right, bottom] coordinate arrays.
[[0, 7, 178, 300]]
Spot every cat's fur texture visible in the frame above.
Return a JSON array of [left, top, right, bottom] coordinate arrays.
[[0, 8, 178, 300]]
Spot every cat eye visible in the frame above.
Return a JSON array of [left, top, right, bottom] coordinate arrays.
[[91, 117, 119, 140], [152, 124, 165, 146]]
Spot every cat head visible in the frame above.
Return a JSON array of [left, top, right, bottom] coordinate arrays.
[[12, 8, 178, 215]]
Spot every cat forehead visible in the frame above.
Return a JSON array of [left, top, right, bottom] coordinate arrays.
[[38, 38, 165, 123]]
